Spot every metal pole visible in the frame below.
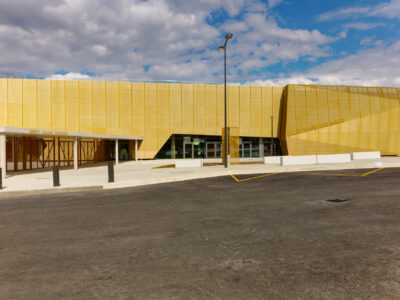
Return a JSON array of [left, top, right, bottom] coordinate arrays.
[[135, 140, 138, 162], [115, 139, 119, 165], [219, 33, 233, 168], [53, 165, 60, 187], [224, 46, 228, 168], [108, 161, 114, 183], [0, 168, 2, 190], [270, 116, 274, 156]]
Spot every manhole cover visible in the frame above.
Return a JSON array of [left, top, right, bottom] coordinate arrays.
[[222, 259, 260, 270], [325, 198, 350, 203]]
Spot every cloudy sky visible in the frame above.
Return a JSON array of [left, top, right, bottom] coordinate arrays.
[[0, 0, 399, 86]]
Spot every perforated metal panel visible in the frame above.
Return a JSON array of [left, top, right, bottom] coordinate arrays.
[[283, 84, 400, 155], [7, 79, 399, 159], [222, 127, 240, 165]]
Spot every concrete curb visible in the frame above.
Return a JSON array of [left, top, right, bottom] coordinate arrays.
[[1, 161, 400, 196], [0, 185, 103, 198], [104, 162, 400, 189]]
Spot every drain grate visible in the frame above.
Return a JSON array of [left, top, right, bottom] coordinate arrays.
[[326, 198, 350, 203]]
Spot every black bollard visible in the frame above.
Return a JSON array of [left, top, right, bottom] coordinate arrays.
[[108, 161, 114, 183], [53, 165, 60, 187], [0, 168, 2, 190]]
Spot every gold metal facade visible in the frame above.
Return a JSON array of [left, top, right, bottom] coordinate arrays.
[[282, 84, 400, 155], [2, 79, 400, 158], [0, 79, 283, 159]]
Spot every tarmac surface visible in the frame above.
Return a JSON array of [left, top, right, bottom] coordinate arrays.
[[0, 167, 400, 299]]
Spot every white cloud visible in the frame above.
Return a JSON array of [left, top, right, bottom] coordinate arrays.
[[0, 0, 221, 81], [340, 22, 385, 39], [224, 13, 332, 81], [0, 0, 334, 83], [360, 37, 374, 46], [45, 72, 92, 80], [308, 41, 400, 86], [371, 0, 400, 18], [267, 0, 283, 8], [345, 22, 384, 30], [317, 0, 400, 21], [317, 6, 372, 22], [247, 42, 400, 87], [92, 45, 108, 56], [247, 76, 315, 86], [2, 0, 397, 88]]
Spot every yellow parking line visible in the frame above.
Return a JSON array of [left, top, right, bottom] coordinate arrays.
[[230, 173, 279, 182], [230, 167, 385, 183], [306, 172, 361, 177], [230, 175, 241, 182], [361, 167, 384, 176]]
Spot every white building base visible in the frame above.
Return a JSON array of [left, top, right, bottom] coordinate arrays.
[[175, 159, 203, 168], [351, 151, 381, 160]]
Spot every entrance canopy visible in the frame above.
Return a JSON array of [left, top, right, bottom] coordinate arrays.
[[0, 126, 143, 141], [0, 126, 143, 179]]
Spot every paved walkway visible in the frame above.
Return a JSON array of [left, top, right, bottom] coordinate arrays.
[[1, 157, 400, 195]]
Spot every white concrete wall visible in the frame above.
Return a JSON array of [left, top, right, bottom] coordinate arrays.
[[280, 155, 317, 166], [264, 156, 281, 164], [316, 154, 351, 164], [351, 151, 381, 160], [175, 159, 203, 168]]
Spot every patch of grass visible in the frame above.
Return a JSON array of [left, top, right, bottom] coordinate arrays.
[[153, 164, 175, 169]]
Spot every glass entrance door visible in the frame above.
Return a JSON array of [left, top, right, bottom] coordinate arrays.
[[183, 142, 205, 158], [264, 138, 281, 156], [193, 143, 202, 158], [206, 142, 222, 158], [110, 140, 131, 161], [241, 142, 252, 158], [183, 142, 193, 159]]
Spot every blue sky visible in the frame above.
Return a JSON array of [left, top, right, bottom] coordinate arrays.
[[0, 0, 399, 86], [264, 0, 399, 76]]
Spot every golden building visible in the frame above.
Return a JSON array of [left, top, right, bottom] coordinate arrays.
[[0, 78, 399, 175], [281, 84, 400, 156]]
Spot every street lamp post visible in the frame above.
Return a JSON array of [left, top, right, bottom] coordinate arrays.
[[270, 116, 274, 156], [219, 33, 233, 168]]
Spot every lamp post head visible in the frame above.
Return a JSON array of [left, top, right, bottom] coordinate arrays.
[[225, 33, 233, 40], [218, 46, 225, 50]]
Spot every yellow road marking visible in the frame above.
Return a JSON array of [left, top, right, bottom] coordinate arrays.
[[361, 167, 384, 176], [231, 167, 385, 183], [303, 172, 361, 177], [230, 173, 279, 183], [230, 175, 241, 182]]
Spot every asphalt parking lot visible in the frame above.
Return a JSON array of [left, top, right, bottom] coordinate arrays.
[[0, 168, 400, 299]]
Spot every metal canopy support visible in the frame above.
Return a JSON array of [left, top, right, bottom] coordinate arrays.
[[115, 139, 119, 165], [135, 140, 138, 162], [73, 137, 78, 170], [0, 135, 6, 179]]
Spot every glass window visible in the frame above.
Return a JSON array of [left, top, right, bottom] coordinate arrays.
[[155, 134, 222, 159]]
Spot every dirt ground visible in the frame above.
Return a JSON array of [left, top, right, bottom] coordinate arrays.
[[0, 168, 399, 299]]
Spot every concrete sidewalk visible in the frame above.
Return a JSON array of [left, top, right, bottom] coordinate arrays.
[[1, 156, 400, 196]]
